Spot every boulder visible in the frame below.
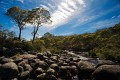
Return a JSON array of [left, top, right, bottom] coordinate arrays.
[[35, 61, 49, 70], [46, 68, 56, 75], [92, 65, 120, 80], [50, 64, 59, 72], [36, 73, 48, 80], [69, 65, 78, 77], [33, 68, 44, 78], [95, 60, 116, 68], [0, 57, 13, 64], [18, 62, 32, 72], [19, 71, 30, 80], [48, 75, 57, 80], [0, 62, 18, 79], [77, 60, 95, 80], [18, 66, 24, 74], [44, 51, 52, 57], [59, 66, 72, 80], [0, 47, 7, 56], [37, 53, 44, 60], [7, 48, 24, 56]]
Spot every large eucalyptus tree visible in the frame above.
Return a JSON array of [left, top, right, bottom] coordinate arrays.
[[6, 6, 28, 40], [28, 8, 51, 44]]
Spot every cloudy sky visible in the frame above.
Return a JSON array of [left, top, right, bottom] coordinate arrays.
[[0, 0, 120, 40]]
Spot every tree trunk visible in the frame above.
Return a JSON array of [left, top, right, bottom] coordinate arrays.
[[32, 33, 36, 44], [32, 25, 39, 44], [19, 27, 22, 40]]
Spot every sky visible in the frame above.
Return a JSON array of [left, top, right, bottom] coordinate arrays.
[[0, 0, 120, 40]]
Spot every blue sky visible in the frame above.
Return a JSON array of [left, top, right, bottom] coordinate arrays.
[[0, 0, 120, 40]]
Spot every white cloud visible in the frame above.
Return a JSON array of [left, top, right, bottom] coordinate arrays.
[[58, 32, 74, 36], [111, 16, 116, 19], [16, 0, 86, 37], [46, 0, 86, 30], [71, 4, 120, 28], [10, 25, 18, 31], [17, 0, 24, 3], [118, 14, 120, 18], [40, 5, 50, 11], [83, 17, 120, 32], [92, 19, 119, 29]]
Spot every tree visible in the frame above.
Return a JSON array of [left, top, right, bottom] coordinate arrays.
[[6, 6, 28, 40], [28, 8, 51, 44], [43, 32, 54, 38]]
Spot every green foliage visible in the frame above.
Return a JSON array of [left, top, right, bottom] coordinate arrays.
[[31, 23, 120, 62], [89, 23, 120, 62], [6, 6, 28, 40], [27, 8, 51, 44]]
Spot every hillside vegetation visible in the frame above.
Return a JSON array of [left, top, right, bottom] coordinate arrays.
[[0, 23, 120, 62]]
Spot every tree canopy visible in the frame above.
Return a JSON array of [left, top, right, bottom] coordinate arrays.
[[6, 6, 28, 40], [28, 8, 51, 44]]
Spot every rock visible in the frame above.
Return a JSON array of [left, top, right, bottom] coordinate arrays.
[[36, 73, 48, 80], [44, 51, 52, 57], [28, 51, 37, 55], [48, 75, 57, 80], [92, 65, 120, 80], [0, 47, 7, 56], [18, 66, 24, 74], [18, 62, 32, 72], [7, 48, 24, 56], [35, 61, 49, 70], [33, 68, 44, 77], [95, 60, 116, 68], [59, 66, 72, 80], [28, 59, 38, 69], [46, 68, 56, 75], [50, 56, 58, 61], [19, 71, 30, 80], [50, 64, 59, 72], [20, 54, 37, 59], [45, 59, 54, 66], [13, 58, 23, 64], [37, 53, 44, 60], [0, 62, 18, 79], [69, 65, 78, 77], [0, 57, 13, 64], [77, 60, 95, 80]]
